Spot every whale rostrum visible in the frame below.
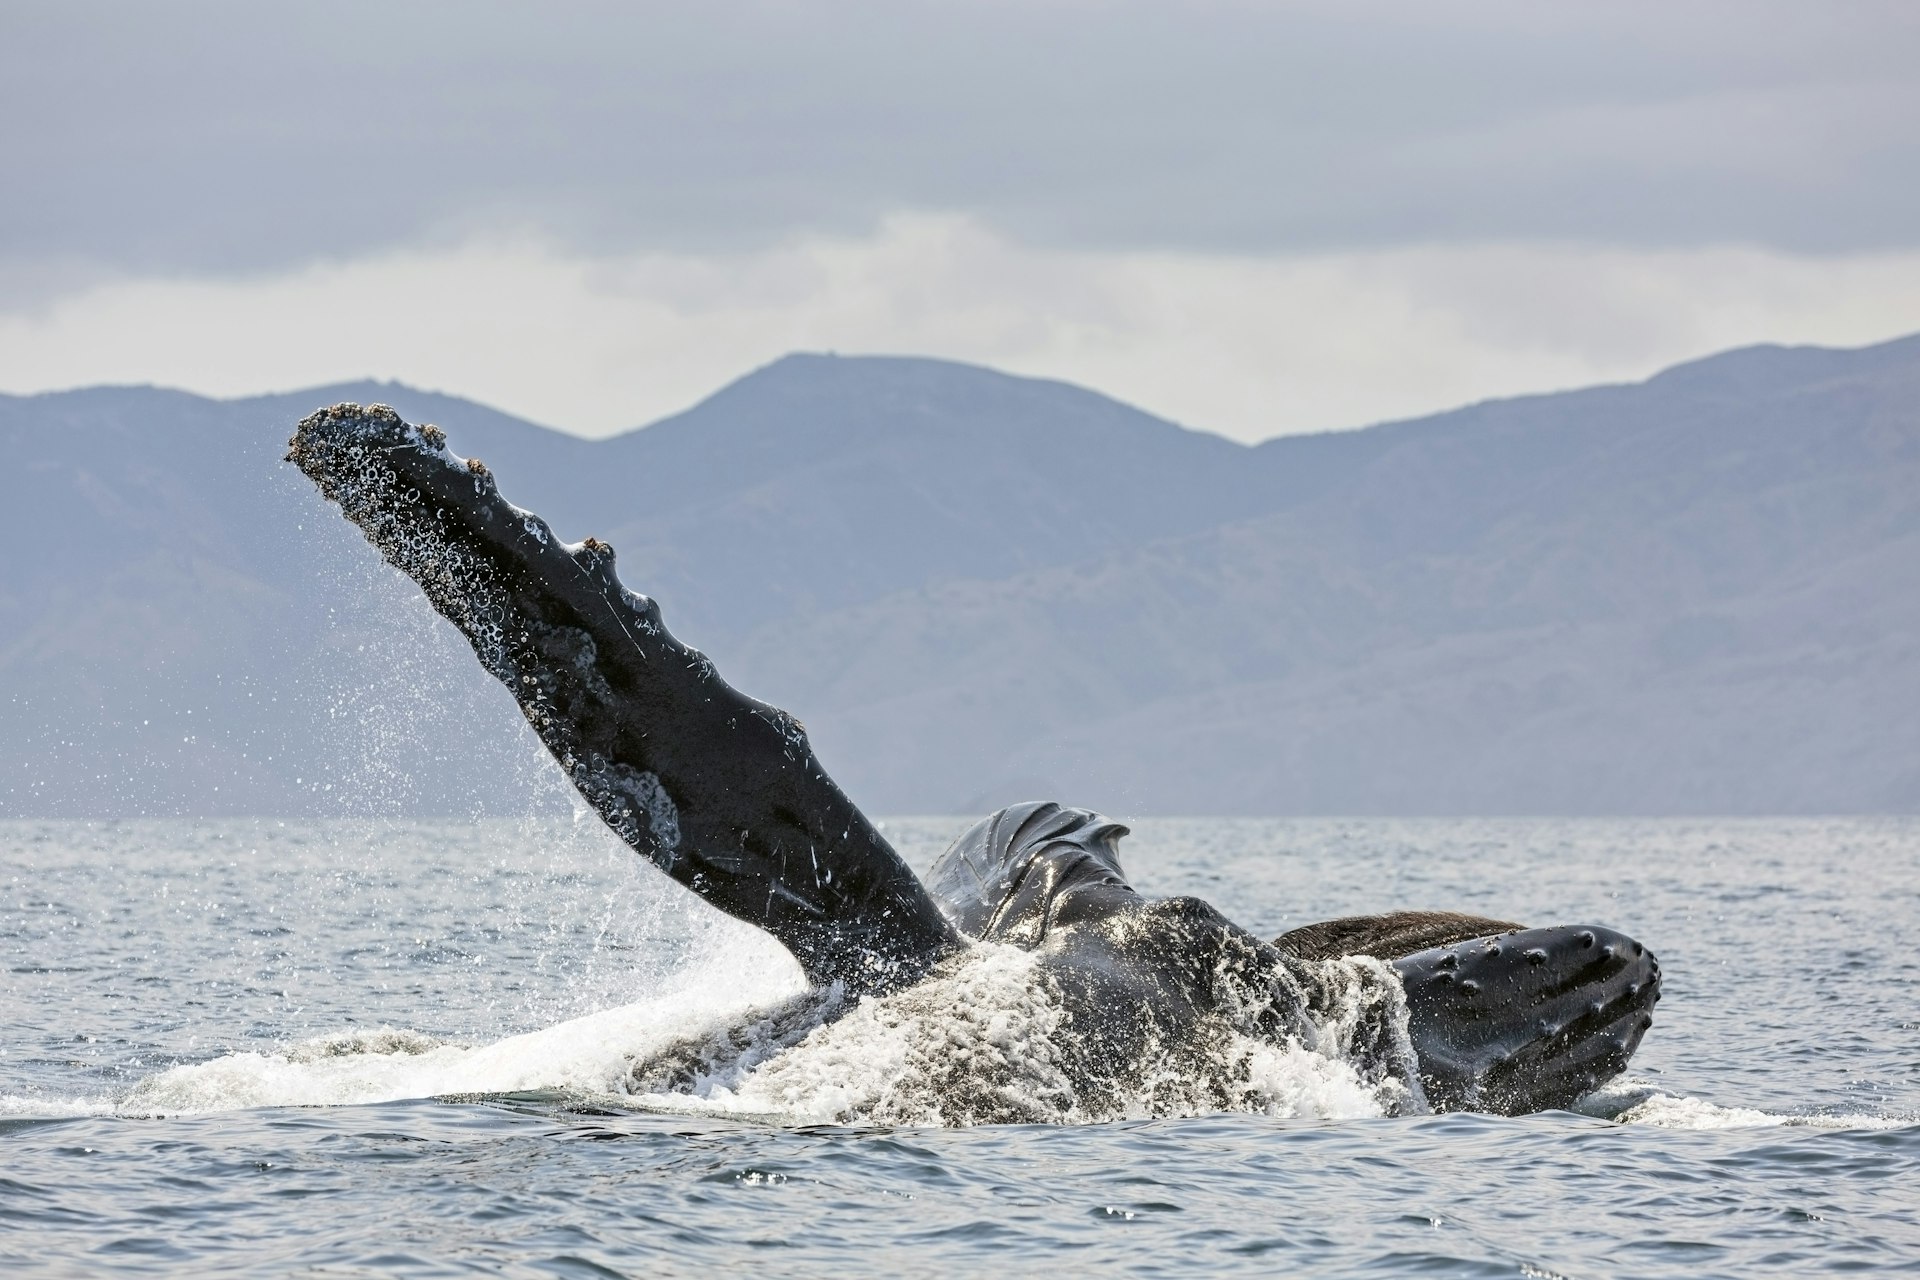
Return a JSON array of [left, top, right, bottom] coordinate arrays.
[[290, 403, 1660, 1117]]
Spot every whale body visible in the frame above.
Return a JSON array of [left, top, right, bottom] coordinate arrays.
[[289, 403, 1660, 1118]]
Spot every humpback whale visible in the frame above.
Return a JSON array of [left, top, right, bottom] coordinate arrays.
[[288, 403, 1661, 1118]]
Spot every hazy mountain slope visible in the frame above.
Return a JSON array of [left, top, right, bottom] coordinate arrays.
[[0, 357, 1286, 815], [2, 338, 1915, 817], [578, 354, 1296, 640], [720, 336, 1920, 812], [246, 359, 1297, 642], [0, 382, 573, 816]]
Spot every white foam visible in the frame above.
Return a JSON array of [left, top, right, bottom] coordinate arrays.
[[671, 944, 1080, 1125], [128, 929, 1912, 1131], [1, 1093, 116, 1119], [629, 944, 1402, 1126], [1215, 1032, 1399, 1121], [105, 943, 1408, 1126], [1615, 1091, 1908, 1131], [1573, 1078, 1910, 1130], [118, 977, 804, 1116], [65, 1010, 1917, 1132]]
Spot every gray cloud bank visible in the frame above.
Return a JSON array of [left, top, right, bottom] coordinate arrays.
[[6, 0, 1919, 293]]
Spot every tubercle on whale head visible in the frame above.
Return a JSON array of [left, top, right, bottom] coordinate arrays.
[[1394, 923, 1662, 1115]]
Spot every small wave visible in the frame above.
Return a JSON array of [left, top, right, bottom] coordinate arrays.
[[1, 1093, 117, 1120], [1618, 1093, 1909, 1131], [1575, 1079, 1911, 1131]]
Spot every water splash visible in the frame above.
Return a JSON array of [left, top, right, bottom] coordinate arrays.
[[107, 941, 1422, 1126]]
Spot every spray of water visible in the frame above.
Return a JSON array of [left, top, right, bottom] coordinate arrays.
[[118, 940, 1413, 1125]]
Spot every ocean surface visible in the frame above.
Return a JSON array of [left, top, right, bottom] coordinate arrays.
[[3, 814, 1916, 1277]]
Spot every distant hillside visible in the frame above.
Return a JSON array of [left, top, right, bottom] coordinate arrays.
[[739, 342, 1920, 814], [3, 340, 1917, 817]]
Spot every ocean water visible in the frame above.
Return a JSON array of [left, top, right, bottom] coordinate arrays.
[[3, 814, 1916, 1276]]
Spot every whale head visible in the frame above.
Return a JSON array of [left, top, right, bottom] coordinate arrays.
[[1395, 923, 1661, 1115]]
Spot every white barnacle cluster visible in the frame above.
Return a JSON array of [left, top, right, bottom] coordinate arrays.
[[622, 765, 682, 852], [290, 403, 523, 686], [525, 620, 613, 703], [567, 753, 683, 866]]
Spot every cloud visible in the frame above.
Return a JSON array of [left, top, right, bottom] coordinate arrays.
[[4, 0, 1920, 288], [5, 216, 1916, 441]]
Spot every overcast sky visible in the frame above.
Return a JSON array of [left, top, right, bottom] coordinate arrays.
[[5, 0, 1919, 439]]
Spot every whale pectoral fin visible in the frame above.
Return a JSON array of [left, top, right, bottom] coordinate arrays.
[[288, 404, 959, 994], [1394, 925, 1661, 1115], [1274, 911, 1525, 962]]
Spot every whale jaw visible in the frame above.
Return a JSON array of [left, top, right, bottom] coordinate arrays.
[[1395, 924, 1661, 1115]]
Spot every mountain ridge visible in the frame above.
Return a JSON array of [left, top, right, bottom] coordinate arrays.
[[4, 333, 1916, 816]]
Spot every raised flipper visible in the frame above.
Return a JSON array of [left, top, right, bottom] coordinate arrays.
[[288, 404, 959, 994]]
